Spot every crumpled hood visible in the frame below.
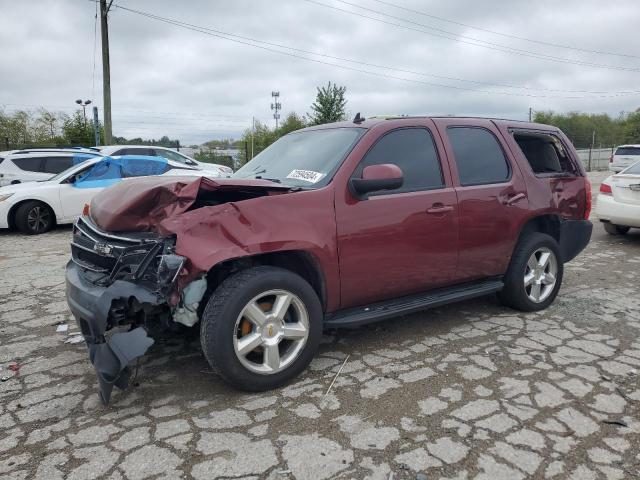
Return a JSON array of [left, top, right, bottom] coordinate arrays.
[[90, 175, 290, 232]]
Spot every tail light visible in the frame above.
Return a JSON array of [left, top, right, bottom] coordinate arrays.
[[584, 179, 592, 219], [599, 183, 612, 195], [609, 155, 613, 163]]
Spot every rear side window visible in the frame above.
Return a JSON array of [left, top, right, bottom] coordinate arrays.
[[615, 147, 640, 156], [355, 128, 444, 194], [447, 127, 510, 186], [115, 148, 154, 156], [513, 132, 576, 175], [12, 157, 45, 172], [42, 156, 74, 174]]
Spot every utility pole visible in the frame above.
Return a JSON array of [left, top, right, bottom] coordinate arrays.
[[92, 106, 101, 146], [100, 0, 113, 144], [528, 107, 532, 122], [251, 116, 255, 159], [271, 91, 281, 129]]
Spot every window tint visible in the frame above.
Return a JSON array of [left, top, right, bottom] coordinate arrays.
[[447, 127, 510, 186], [615, 147, 640, 156], [12, 156, 45, 172], [114, 148, 154, 156], [42, 156, 74, 174], [513, 132, 576, 175], [0, 157, 4, 165], [355, 128, 444, 194]]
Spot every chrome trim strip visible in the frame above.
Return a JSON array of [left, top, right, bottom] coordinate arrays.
[[77, 216, 142, 244]]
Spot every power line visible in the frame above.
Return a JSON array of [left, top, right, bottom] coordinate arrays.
[[367, 0, 640, 60], [107, 4, 640, 99], [304, 0, 640, 72], [88, 6, 638, 96]]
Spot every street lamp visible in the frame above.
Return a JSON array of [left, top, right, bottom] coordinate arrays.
[[75, 99, 92, 126]]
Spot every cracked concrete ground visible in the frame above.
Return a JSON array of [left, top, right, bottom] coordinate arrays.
[[0, 171, 639, 479]]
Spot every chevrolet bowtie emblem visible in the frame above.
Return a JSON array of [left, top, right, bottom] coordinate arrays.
[[268, 325, 274, 337]]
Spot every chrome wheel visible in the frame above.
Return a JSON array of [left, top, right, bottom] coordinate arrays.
[[233, 289, 309, 375], [27, 205, 51, 232], [524, 247, 557, 303]]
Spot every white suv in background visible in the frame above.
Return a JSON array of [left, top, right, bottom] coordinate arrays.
[[609, 145, 640, 172], [98, 145, 233, 176], [0, 148, 102, 186]]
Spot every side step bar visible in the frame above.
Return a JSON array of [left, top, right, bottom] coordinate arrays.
[[324, 279, 504, 329]]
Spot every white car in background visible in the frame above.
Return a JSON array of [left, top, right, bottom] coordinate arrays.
[[0, 148, 101, 186], [608, 144, 640, 173], [0, 155, 211, 235], [596, 161, 640, 235], [98, 145, 233, 176]]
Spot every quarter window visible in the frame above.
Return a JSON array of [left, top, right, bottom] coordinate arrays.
[[12, 157, 45, 172], [447, 127, 510, 186], [513, 131, 576, 175], [355, 128, 444, 194]]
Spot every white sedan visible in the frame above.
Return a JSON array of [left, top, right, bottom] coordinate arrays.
[[596, 161, 640, 235], [0, 155, 211, 235]]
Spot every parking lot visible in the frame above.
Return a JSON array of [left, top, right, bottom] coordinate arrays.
[[0, 171, 638, 480]]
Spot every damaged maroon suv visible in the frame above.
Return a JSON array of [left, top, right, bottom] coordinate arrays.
[[65, 116, 592, 403]]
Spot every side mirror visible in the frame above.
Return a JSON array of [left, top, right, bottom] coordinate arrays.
[[349, 164, 404, 199], [186, 159, 198, 166]]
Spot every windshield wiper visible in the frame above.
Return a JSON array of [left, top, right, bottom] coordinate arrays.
[[255, 175, 281, 183], [239, 168, 266, 179]]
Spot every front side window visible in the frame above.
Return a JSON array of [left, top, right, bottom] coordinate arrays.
[[447, 127, 510, 186], [114, 148, 154, 156], [12, 156, 45, 172], [42, 156, 74, 174], [354, 128, 444, 194], [513, 131, 576, 175], [234, 127, 365, 188]]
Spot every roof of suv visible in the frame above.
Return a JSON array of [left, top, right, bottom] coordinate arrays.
[[301, 115, 557, 132], [5, 147, 101, 156]]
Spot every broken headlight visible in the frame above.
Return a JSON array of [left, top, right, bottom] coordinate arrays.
[[157, 254, 186, 285]]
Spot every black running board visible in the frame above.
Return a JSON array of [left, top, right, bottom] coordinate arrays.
[[324, 279, 504, 328]]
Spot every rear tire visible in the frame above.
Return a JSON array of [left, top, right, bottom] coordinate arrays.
[[603, 223, 630, 235], [200, 266, 323, 391], [499, 233, 563, 312], [15, 201, 55, 235]]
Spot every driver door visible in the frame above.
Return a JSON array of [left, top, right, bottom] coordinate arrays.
[[335, 123, 459, 308]]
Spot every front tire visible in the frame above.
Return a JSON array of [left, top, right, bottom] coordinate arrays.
[[603, 223, 630, 235], [200, 266, 323, 391], [499, 233, 563, 312], [15, 201, 55, 235]]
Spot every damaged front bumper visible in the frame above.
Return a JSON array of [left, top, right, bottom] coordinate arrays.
[[65, 216, 186, 404]]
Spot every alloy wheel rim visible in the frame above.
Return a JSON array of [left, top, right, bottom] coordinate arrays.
[[27, 206, 50, 232], [233, 289, 309, 375], [524, 247, 557, 303]]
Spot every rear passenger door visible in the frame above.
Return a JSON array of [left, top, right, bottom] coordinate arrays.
[[435, 119, 528, 281], [9, 156, 50, 182], [336, 122, 459, 307]]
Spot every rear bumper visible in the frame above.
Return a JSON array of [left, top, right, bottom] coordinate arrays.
[[559, 219, 592, 263], [65, 260, 163, 403], [595, 194, 640, 228]]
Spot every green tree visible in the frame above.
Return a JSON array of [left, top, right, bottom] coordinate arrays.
[[308, 82, 347, 125], [623, 110, 640, 144], [62, 111, 101, 146]]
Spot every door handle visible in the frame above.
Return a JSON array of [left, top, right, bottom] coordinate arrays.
[[427, 203, 454, 214], [502, 192, 526, 206]]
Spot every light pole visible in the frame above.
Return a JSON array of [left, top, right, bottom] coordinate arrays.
[[271, 91, 281, 129], [75, 99, 92, 126]]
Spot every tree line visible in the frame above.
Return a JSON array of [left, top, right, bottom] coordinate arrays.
[[0, 108, 180, 150], [533, 109, 640, 149]]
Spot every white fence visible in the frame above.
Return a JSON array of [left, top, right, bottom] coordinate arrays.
[[575, 147, 613, 171]]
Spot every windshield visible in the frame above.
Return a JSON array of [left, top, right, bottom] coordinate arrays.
[[615, 147, 640, 156], [234, 127, 365, 187], [621, 161, 640, 175]]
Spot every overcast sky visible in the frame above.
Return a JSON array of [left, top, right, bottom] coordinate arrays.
[[0, 0, 638, 144]]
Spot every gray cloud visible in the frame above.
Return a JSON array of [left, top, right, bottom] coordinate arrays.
[[0, 0, 638, 144]]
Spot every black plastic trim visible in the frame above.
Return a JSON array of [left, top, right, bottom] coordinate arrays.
[[559, 219, 592, 263], [324, 279, 504, 328]]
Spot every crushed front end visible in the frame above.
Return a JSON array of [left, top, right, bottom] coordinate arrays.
[[65, 215, 189, 404]]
